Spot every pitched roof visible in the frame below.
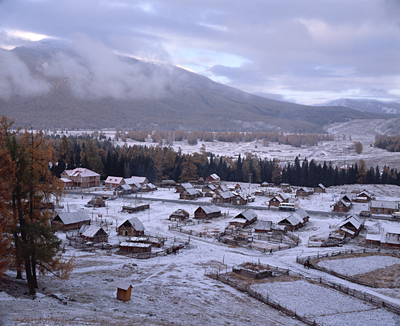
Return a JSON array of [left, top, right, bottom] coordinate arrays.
[[54, 211, 90, 225], [124, 176, 147, 185], [82, 225, 107, 238], [278, 215, 301, 226], [63, 168, 100, 178], [119, 217, 145, 231], [116, 282, 132, 291], [370, 200, 399, 210], [337, 215, 362, 230], [317, 183, 326, 189], [255, 220, 272, 231], [183, 188, 200, 196], [198, 205, 221, 215], [105, 176, 124, 184], [235, 209, 257, 222], [295, 208, 309, 221]]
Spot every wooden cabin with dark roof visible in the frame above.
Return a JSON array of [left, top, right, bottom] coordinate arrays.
[[118, 217, 145, 236], [194, 205, 222, 219], [51, 211, 91, 231]]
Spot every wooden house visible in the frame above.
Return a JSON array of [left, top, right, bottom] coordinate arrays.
[[105, 176, 125, 189], [212, 191, 235, 204], [296, 187, 314, 197], [116, 282, 132, 302], [194, 205, 221, 219], [114, 184, 132, 195], [180, 188, 201, 200], [332, 199, 352, 213], [354, 190, 373, 203], [254, 220, 272, 233], [337, 215, 363, 237], [119, 242, 152, 254], [206, 173, 220, 184], [234, 193, 248, 205], [118, 217, 145, 236], [269, 193, 289, 208], [295, 208, 310, 223], [87, 196, 106, 207], [51, 211, 91, 231], [160, 180, 176, 188], [202, 184, 217, 197], [141, 183, 157, 192], [121, 204, 150, 214], [60, 168, 100, 188], [277, 215, 302, 232], [175, 182, 193, 194], [124, 176, 148, 192], [229, 209, 258, 228], [169, 209, 189, 221], [369, 200, 399, 215], [314, 183, 326, 193], [366, 227, 400, 248], [81, 226, 108, 243], [383, 227, 400, 248]]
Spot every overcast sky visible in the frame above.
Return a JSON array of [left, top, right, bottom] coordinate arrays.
[[0, 0, 399, 104]]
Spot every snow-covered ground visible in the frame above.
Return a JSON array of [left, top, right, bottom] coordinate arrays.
[[61, 118, 400, 170], [317, 255, 400, 276], [3, 118, 400, 325], [251, 280, 400, 326], [2, 184, 400, 325]]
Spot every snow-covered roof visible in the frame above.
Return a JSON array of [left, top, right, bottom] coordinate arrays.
[[116, 282, 132, 291], [120, 242, 151, 248], [54, 211, 90, 225], [295, 208, 309, 221], [117, 184, 132, 191], [119, 217, 145, 231], [278, 215, 301, 226], [218, 190, 234, 199], [81, 225, 106, 238], [105, 176, 124, 184], [208, 173, 220, 180], [63, 168, 100, 178], [317, 183, 326, 190], [235, 209, 257, 222], [183, 188, 200, 196], [385, 226, 400, 235], [366, 233, 381, 241], [230, 218, 247, 224], [219, 185, 230, 192], [60, 178, 73, 183], [180, 182, 193, 190], [337, 215, 362, 230], [370, 200, 399, 210], [255, 220, 272, 230], [124, 176, 147, 185], [198, 205, 221, 215]]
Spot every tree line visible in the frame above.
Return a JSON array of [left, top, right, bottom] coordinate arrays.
[[50, 133, 400, 187], [375, 134, 400, 152], [113, 129, 334, 147]]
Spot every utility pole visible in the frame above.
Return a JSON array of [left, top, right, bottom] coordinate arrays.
[[248, 173, 252, 197]]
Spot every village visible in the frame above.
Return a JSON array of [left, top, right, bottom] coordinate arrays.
[[3, 166, 400, 325]]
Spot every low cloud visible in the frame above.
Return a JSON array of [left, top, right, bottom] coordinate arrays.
[[0, 49, 50, 99]]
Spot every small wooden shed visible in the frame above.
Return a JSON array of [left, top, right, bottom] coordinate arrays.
[[116, 282, 132, 302]]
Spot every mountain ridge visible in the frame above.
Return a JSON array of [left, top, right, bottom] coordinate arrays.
[[0, 41, 383, 132]]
